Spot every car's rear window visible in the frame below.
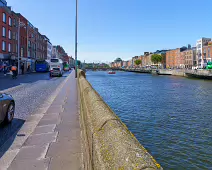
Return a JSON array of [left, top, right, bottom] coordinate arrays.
[[53, 68, 60, 70], [51, 59, 59, 63]]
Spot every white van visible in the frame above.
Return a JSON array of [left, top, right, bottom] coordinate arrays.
[[49, 58, 64, 77]]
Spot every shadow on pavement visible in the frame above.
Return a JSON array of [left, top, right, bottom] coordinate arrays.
[[0, 118, 25, 158]]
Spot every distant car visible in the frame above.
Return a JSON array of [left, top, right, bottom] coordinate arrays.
[[50, 68, 63, 77], [0, 93, 15, 124], [63, 66, 70, 71]]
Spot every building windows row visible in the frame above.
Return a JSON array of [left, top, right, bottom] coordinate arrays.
[[2, 27, 12, 39], [2, 13, 12, 26], [2, 41, 11, 52]]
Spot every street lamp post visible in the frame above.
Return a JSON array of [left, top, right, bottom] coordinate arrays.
[[17, 18, 20, 74], [75, 0, 78, 78], [17, 19, 26, 74]]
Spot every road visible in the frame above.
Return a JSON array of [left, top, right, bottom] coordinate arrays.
[[0, 71, 72, 149]]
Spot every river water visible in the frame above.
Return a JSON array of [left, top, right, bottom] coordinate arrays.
[[86, 71, 212, 170]]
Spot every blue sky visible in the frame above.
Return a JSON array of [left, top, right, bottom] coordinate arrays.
[[7, 0, 212, 63]]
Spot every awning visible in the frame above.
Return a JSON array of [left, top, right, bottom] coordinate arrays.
[[0, 53, 10, 60]]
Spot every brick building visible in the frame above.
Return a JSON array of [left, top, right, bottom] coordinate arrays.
[[127, 60, 131, 68], [166, 49, 178, 68], [185, 47, 196, 69], [0, 6, 18, 65], [166, 47, 187, 68]]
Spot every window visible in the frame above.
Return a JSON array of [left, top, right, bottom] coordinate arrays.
[[9, 17, 12, 26], [2, 27, 6, 37], [28, 50, 30, 57], [208, 48, 210, 58], [13, 18, 16, 26], [8, 30, 11, 39], [2, 13, 6, 23], [13, 32, 15, 39], [21, 47, 24, 57], [28, 40, 31, 47], [8, 43, 11, 52], [2, 41, 6, 51]]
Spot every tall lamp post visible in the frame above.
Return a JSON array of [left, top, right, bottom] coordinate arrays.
[[75, 0, 78, 78], [18, 18, 26, 74]]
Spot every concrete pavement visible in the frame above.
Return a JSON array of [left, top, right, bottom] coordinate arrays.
[[0, 71, 83, 170], [0, 72, 71, 150]]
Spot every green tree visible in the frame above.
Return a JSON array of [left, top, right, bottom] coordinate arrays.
[[151, 54, 162, 67], [134, 59, 142, 67]]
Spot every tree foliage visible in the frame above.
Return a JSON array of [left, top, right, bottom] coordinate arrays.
[[151, 54, 162, 64], [134, 59, 142, 66]]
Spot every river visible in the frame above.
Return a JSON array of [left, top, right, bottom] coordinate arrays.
[[86, 71, 212, 170]]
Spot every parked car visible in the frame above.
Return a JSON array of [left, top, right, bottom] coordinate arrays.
[[0, 93, 15, 124]]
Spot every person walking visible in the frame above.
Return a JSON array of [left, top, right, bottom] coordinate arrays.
[[21, 63, 24, 75], [11, 65, 18, 79], [3, 63, 7, 76], [27, 65, 31, 73]]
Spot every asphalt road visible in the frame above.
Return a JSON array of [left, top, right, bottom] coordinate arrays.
[[0, 71, 72, 149]]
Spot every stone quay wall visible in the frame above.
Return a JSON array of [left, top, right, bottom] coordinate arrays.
[[78, 70, 162, 170]]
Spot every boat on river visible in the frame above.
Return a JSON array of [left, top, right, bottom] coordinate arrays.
[[108, 71, 116, 74]]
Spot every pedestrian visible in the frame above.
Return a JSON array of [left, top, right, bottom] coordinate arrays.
[[3, 63, 7, 76], [27, 65, 30, 73], [21, 63, 24, 75], [11, 65, 18, 78]]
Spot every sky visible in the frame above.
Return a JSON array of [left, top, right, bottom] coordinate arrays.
[[7, 0, 212, 63]]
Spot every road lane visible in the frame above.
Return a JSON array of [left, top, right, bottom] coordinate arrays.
[[0, 71, 71, 149]]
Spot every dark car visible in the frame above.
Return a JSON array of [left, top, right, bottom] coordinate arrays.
[[0, 93, 15, 124]]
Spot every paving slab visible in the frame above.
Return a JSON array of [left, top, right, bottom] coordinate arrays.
[[42, 112, 60, 120], [55, 120, 80, 131], [33, 125, 56, 135], [24, 132, 58, 146], [8, 158, 50, 170], [59, 114, 79, 123], [46, 106, 64, 114], [38, 116, 61, 126], [48, 153, 82, 170], [47, 140, 81, 157], [12, 145, 49, 161], [57, 129, 81, 142]]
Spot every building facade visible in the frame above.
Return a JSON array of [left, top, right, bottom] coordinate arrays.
[[43, 35, 52, 60], [47, 40, 52, 60], [122, 61, 127, 68], [27, 21, 38, 70], [0, 6, 18, 66], [154, 50, 169, 68], [52, 46, 59, 58], [196, 38, 211, 68], [166, 49, 178, 68], [203, 42, 212, 64], [166, 47, 187, 68]]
